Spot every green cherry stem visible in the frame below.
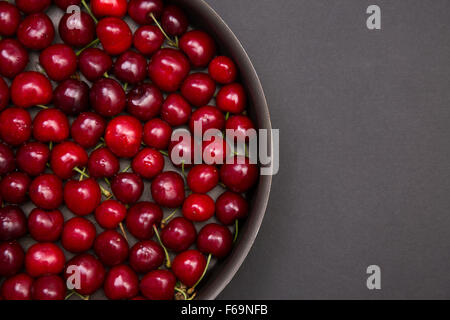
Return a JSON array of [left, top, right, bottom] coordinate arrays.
[[161, 208, 178, 227], [149, 13, 178, 47], [119, 222, 129, 242], [73, 167, 112, 198], [174, 287, 188, 300], [187, 253, 212, 295], [76, 38, 100, 56], [153, 225, 171, 268], [121, 165, 131, 173], [64, 291, 75, 300], [81, 0, 98, 24], [159, 150, 169, 157], [233, 219, 239, 243], [36, 104, 48, 109]]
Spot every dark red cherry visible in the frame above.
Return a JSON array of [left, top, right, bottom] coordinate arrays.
[[129, 240, 164, 273], [59, 11, 95, 48], [111, 172, 144, 204], [0, 77, 9, 111], [127, 83, 163, 121], [220, 156, 258, 193], [33, 108, 70, 143], [225, 115, 256, 142], [161, 93, 191, 126], [105, 115, 142, 158], [168, 133, 195, 168], [15, 0, 51, 14], [0, 2, 21, 37], [161, 5, 188, 37], [216, 83, 247, 114], [0, 273, 33, 300], [88, 147, 120, 178], [148, 48, 190, 92], [91, 0, 127, 18], [39, 44, 77, 81], [53, 79, 90, 115], [0, 143, 15, 176], [172, 250, 206, 287], [97, 17, 132, 55], [0, 172, 30, 204], [208, 56, 237, 84], [17, 13, 54, 50], [215, 191, 249, 225], [71, 112, 106, 149], [62, 217, 96, 253], [94, 230, 129, 266], [25, 242, 65, 277], [64, 253, 105, 295], [182, 193, 215, 222], [114, 50, 148, 84], [16, 142, 49, 177], [90, 78, 126, 117], [125, 201, 163, 240], [104, 265, 138, 300], [187, 164, 219, 194], [50, 141, 88, 179], [180, 30, 216, 68], [131, 148, 164, 179], [0, 241, 24, 277], [54, 0, 82, 10], [79, 48, 113, 81], [189, 105, 225, 135], [133, 25, 164, 56], [151, 171, 185, 208], [29, 174, 63, 210], [143, 118, 172, 150], [161, 217, 196, 253], [202, 135, 231, 165], [31, 275, 65, 300], [0, 39, 28, 79], [181, 73, 216, 107], [140, 269, 175, 300], [0, 107, 31, 146], [127, 0, 163, 25], [64, 178, 101, 216], [28, 208, 64, 242], [10, 71, 52, 108], [94, 199, 127, 229], [197, 223, 233, 258]]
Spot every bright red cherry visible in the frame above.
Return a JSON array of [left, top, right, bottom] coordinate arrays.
[[215, 191, 249, 225], [28, 208, 64, 242], [0, 273, 33, 300], [29, 174, 63, 210], [97, 17, 132, 55], [161, 217, 197, 253], [105, 115, 142, 158], [94, 230, 129, 267], [127, 83, 163, 121], [25, 243, 65, 277], [148, 48, 190, 92], [220, 156, 258, 193], [128, 0, 163, 25], [10, 71, 52, 108], [15, 0, 51, 14], [0, 172, 30, 204], [180, 30, 216, 68], [50, 141, 88, 179], [111, 172, 144, 204], [54, 0, 82, 10], [197, 223, 233, 258], [125, 201, 163, 240], [104, 265, 138, 300], [133, 25, 164, 56], [161, 93, 191, 126], [189, 105, 225, 135], [61, 217, 96, 253], [79, 48, 113, 81], [31, 275, 66, 300], [132, 148, 164, 179], [59, 11, 96, 48], [71, 112, 106, 149], [161, 5, 188, 37], [33, 108, 70, 143], [114, 50, 148, 84], [182, 193, 215, 222], [202, 135, 231, 165], [181, 73, 216, 107], [0, 241, 24, 276], [88, 147, 120, 178], [0, 107, 31, 146], [129, 240, 164, 273], [0, 39, 28, 79], [64, 178, 101, 216], [64, 253, 105, 295], [151, 171, 185, 208], [91, 0, 127, 18], [172, 250, 206, 287], [0, 143, 15, 176], [53, 79, 90, 115], [143, 118, 172, 150], [39, 44, 77, 81], [140, 269, 176, 300], [17, 13, 54, 50], [225, 115, 256, 142], [208, 56, 237, 84], [0, 2, 21, 37], [90, 78, 126, 117], [0, 77, 9, 111], [94, 199, 127, 229], [187, 164, 219, 194], [216, 83, 247, 114], [16, 142, 50, 176]]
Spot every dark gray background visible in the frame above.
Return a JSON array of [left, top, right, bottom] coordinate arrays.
[[209, 0, 450, 299]]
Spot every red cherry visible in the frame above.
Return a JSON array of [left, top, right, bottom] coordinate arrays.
[[182, 193, 215, 222], [208, 56, 237, 84], [111, 172, 144, 204], [0, 241, 24, 276], [25, 242, 65, 277], [0, 77, 9, 111], [53, 79, 90, 115], [71, 112, 106, 149], [202, 135, 231, 165], [54, 0, 82, 10], [29, 174, 63, 210], [0, 143, 15, 176], [133, 25, 164, 56], [129, 240, 164, 273], [0, 273, 33, 300], [197, 223, 233, 258], [114, 50, 148, 84], [0, 39, 28, 79], [127, 0, 163, 25], [161, 93, 192, 126], [180, 30, 216, 68], [64, 178, 101, 216], [131, 148, 164, 179], [15, 0, 51, 14], [189, 105, 225, 134], [105, 115, 142, 158], [125, 201, 163, 240], [225, 115, 256, 142], [187, 164, 219, 194], [0, 107, 31, 146], [104, 265, 138, 300], [0, 172, 30, 204], [220, 156, 258, 193], [94, 230, 129, 267], [181, 73, 216, 107], [31, 275, 65, 300], [79, 48, 113, 81], [172, 250, 206, 287], [64, 253, 105, 295], [215, 191, 249, 225], [50, 141, 88, 179], [0, 206, 27, 241], [168, 133, 195, 168], [140, 269, 175, 300], [0, 2, 21, 37], [216, 83, 247, 114], [10, 71, 53, 108], [94, 199, 127, 229], [161, 217, 197, 253], [90, 78, 126, 117], [91, 0, 127, 18], [33, 108, 70, 143], [17, 13, 54, 50], [151, 171, 185, 208], [16, 143, 49, 177], [28, 208, 64, 242], [127, 83, 163, 121], [97, 17, 132, 55], [88, 147, 120, 178], [148, 48, 190, 92], [161, 5, 188, 37], [39, 44, 77, 81], [59, 11, 96, 48], [61, 217, 97, 253], [143, 118, 172, 150]]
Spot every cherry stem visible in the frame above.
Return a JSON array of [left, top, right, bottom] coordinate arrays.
[[174, 287, 188, 300], [36, 104, 48, 109], [64, 291, 75, 300], [123, 82, 128, 92], [49, 141, 53, 151], [76, 38, 100, 56], [153, 225, 171, 268], [119, 222, 129, 242], [219, 182, 227, 188], [161, 208, 178, 226], [81, 0, 98, 24], [104, 177, 110, 186], [93, 141, 105, 151], [159, 150, 169, 157], [79, 167, 86, 181], [74, 291, 90, 300], [149, 13, 178, 47], [187, 254, 212, 295], [225, 112, 230, 121], [121, 165, 130, 173], [187, 292, 197, 300], [181, 161, 186, 178], [233, 219, 239, 243], [103, 72, 109, 78], [73, 166, 112, 198]]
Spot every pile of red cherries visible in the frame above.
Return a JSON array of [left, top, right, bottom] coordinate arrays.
[[0, 0, 259, 300]]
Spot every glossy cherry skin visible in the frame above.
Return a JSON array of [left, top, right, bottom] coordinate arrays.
[[161, 217, 196, 253], [143, 118, 172, 150], [202, 135, 231, 165], [15, 0, 51, 14], [54, 0, 82, 10], [180, 30, 216, 68], [40, 44, 77, 81], [0, 107, 31, 146], [105, 115, 142, 158], [128, 0, 163, 25], [53, 79, 90, 115], [140, 269, 176, 300], [189, 105, 225, 135], [61, 217, 96, 253], [31, 275, 65, 300], [64, 253, 105, 295], [104, 265, 138, 300], [197, 223, 233, 258], [71, 112, 106, 149], [0, 77, 9, 111], [151, 171, 185, 208], [0, 2, 21, 37], [111, 172, 144, 204], [17, 13, 54, 50], [97, 17, 132, 55], [91, 0, 127, 18], [94, 231, 128, 267], [29, 174, 63, 210], [16, 142, 50, 177], [125, 201, 163, 240], [133, 26, 164, 56], [94, 199, 127, 229], [182, 193, 215, 222], [215, 191, 249, 225], [0, 241, 24, 276], [0, 172, 30, 204], [114, 50, 148, 84], [0, 143, 15, 176], [220, 156, 258, 193], [216, 83, 247, 114], [59, 11, 96, 48], [225, 115, 256, 142], [33, 108, 70, 143], [0, 39, 28, 79], [88, 147, 120, 178], [79, 48, 113, 81], [187, 164, 219, 194], [181, 73, 216, 107], [25, 243, 65, 277], [161, 5, 188, 36], [148, 48, 190, 92], [64, 178, 101, 216], [127, 83, 163, 121], [28, 208, 64, 242], [161, 93, 192, 126], [50, 141, 88, 179], [0, 273, 33, 300], [129, 240, 164, 273], [10, 71, 52, 108], [132, 148, 164, 179], [0, 206, 27, 241], [90, 78, 126, 117], [208, 56, 237, 84], [172, 250, 206, 287]]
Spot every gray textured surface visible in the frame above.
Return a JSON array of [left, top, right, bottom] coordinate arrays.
[[211, 0, 450, 299]]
